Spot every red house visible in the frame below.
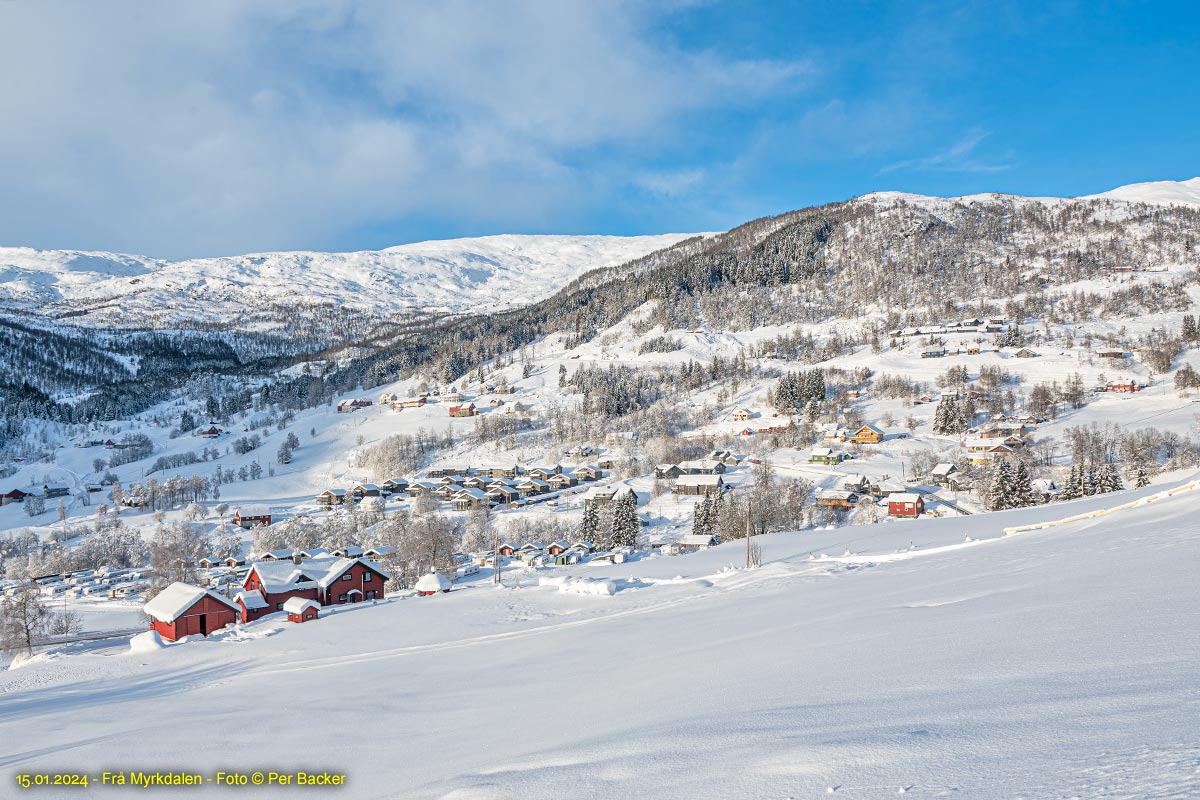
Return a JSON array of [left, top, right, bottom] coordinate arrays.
[[448, 403, 478, 418], [498, 543, 517, 557], [0, 488, 29, 505], [143, 582, 240, 642], [1106, 381, 1142, 393], [887, 493, 925, 518], [284, 597, 320, 623], [199, 426, 223, 438], [233, 505, 272, 528], [235, 557, 390, 623], [547, 541, 568, 556]]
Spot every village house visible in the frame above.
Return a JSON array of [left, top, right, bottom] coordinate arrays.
[[406, 481, 439, 498], [42, 483, 70, 498], [673, 475, 726, 497], [480, 463, 521, 479], [966, 441, 1014, 464], [515, 479, 549, 497], [678, 459, 726, 475], [573, 465, 602, 481], [453, 488, 490, 510], [381, 478, 409, 495], [333, 546, 365, 559], [731, 408, 755, 422], [1095, 350, 1126, 360], [814, 489, 858, 510], [707, 449, 741, 466], [258, 548, 296, 561], [498, 542, 517, 557], [654, 464, 684, 480], [887, 493, 925, 518], [300, 547, 333, 560], [351, 483, 381, 500], [0, 488, 28, 505], [848, 424, 885, 445], [495, 385, 515, 395], [461, 475, 489, 490], [199, 425, 223, 438], [428, 464, 470, 478], [487, 485, 521, 506], [870, 478, 907, 497], [584, 485, 639, 508], [526, 465, 562, 480], [448, 403, 478, 418], [1013, 347, 1039, 358], [841, 474, 870, 493], [546, 541, 569, 556], [809, 447, 849, 465], [144, 582, 240, 642], [233, 505, 272, 528], [930, 462, 960, 486], [398, 396, 427, 408], [442, 391, 464, 403], [547, 473, 578, 490], [1106, 381, 1142, 393], [316, 488, 347, 506]]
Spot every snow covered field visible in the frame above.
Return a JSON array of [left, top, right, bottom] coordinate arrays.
[[4, 476, 1198, 798]]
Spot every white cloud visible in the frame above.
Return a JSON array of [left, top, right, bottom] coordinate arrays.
[[0, 1, 808, 257], [880, 129, 1014, 175]]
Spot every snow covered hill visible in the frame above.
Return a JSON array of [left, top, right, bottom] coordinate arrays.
[[1086, 176, 1200, 207], [3, 476, 1197, 798], [864, 175, 1200, 210], [0, 233, 698, 328]]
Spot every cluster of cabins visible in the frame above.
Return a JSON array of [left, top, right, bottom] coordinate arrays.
[[0, 482, 71, 506], [920, 346, 1037, 359], [820, 423, 887, 445], [316, 463, 608, 512], [814, 474, 927, 518], [889, 318, 1009, 338], [655, 450, 740, 497]]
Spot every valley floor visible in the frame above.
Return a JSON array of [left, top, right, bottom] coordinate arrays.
[[4, 478, 1199, 798]]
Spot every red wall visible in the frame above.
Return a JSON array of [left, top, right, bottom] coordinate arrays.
[[151, 595, 237, 641], [322, 562, 385, 605]]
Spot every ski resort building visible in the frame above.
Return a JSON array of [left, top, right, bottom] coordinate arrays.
[[144, 582, 240, 642]]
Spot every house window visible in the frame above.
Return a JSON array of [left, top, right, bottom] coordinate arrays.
[[342, 573, 352, 581], [276, 603, 283, 610], [366, 590, 376, 600], [363, 573, 371, 583], [338, 594, 347, 602]]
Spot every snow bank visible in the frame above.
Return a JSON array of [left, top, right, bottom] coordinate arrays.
[[128, 630, 165, 653], [538, 576, 616, 596]]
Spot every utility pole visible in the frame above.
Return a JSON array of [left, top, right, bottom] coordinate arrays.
[[493, 526, 501, 585], [745, 501, 752, 569]]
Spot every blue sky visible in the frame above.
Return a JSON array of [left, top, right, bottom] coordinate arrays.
[[1, 1, 1197, 259]]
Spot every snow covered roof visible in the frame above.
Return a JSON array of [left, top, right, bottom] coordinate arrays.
[[236, 504, 270, 517], [675, 475, 723, 486], [811, 447, 833, 457], [262, 548, 296, 560], [455, 487, 489, 500], [144, 582, 237, 623], [300, 548, 332, 559], [889, 493, 923, 504], [677, 534, 718, 546], [415, 570, 452, 593], [235, 589, 268, 610], [283, 597, 320, 614], [931, 463, 957, 476]]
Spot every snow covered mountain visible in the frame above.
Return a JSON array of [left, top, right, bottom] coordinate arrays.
[[864, 176, 1200, 209], [1085, 176, 1200, 207], [0, 233, 699, 328]]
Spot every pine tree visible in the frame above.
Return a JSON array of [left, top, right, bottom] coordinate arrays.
[[1134, 465, 1150, 488], [609, 490, 639, 549], [579, 502, 599, 545], [1011, 461, 1034, 507], [988, 460, 1014, 511], [1083, 465, 1098, 496]]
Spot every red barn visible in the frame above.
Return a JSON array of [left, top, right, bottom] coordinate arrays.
[[284, 597, 320, 623], [143, 582, 239, 642], [448, 403, 478, 418], [887, 493, 925, 518]]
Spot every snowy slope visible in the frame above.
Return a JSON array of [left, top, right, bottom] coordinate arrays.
[[0, 233, 698, 326], [3, 477, 1198, 798], [1085, 176, 1200, 207], [864, 176, 1200, 210]]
